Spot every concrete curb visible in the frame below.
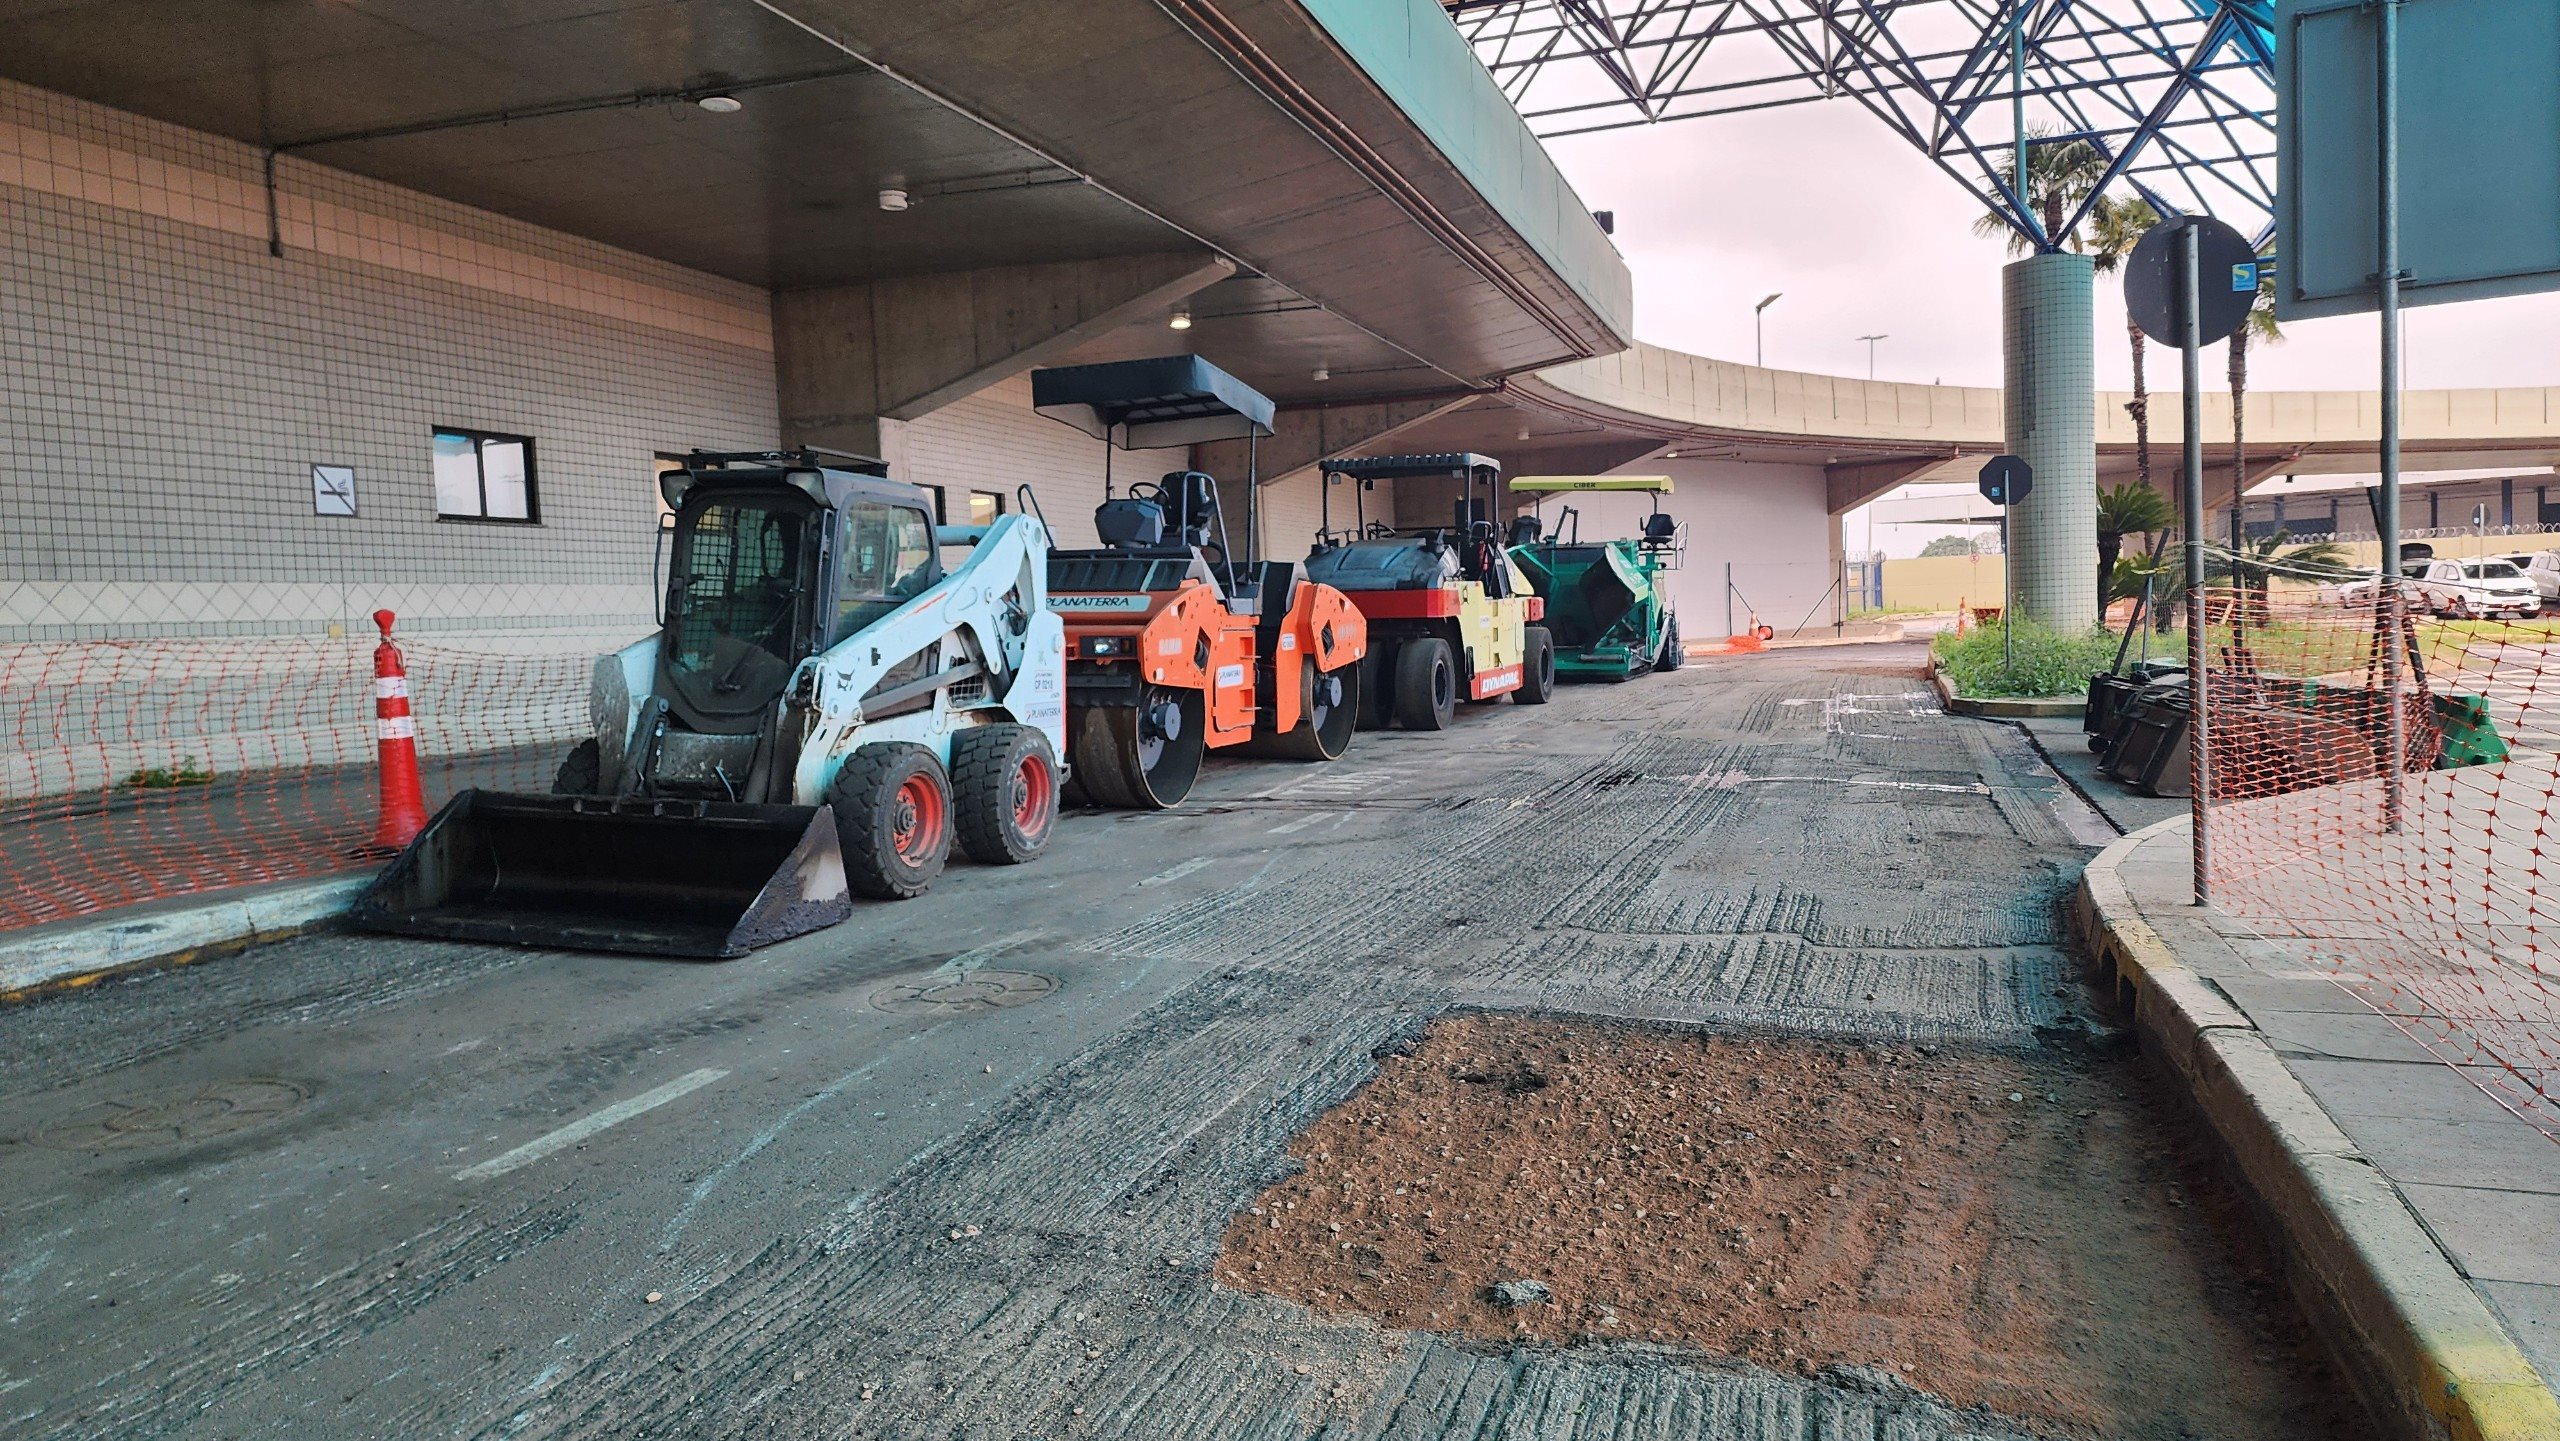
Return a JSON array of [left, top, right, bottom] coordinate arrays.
[[0, 875, 371, 1001], [2076, 818, 2560, 1441], [1927, 662, 2084, 718]]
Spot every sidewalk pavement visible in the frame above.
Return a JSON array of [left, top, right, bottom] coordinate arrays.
[[2081, 817, 2560, 1441], [2016, 714, 2184, 836]]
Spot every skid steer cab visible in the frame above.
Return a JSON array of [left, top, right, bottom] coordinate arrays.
[[1302, 453, 1554, 730], [349, 450, 1067, 958], [1029, 356, 1368, 809], [1505, 475, 1688, 682]]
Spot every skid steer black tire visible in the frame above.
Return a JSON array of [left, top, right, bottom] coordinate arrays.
[[551, 738, 601, 796], [830, 743, 952, 900], [1517, 626, 1557, 705], [1657, 612, 1685, 671], [1394, 637, 1457, 731], [951, 724, 1059, 866]]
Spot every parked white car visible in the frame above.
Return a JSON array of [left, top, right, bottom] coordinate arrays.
[[2512, 550, 2560, 600], [2415, 558, 2542, 619], [2330, 563, 2428, 608]]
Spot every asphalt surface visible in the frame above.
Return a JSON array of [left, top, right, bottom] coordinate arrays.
[[0, 643, 2132, 1439]]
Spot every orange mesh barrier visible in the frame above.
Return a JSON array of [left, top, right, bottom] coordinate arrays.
[[2198, 581, 2560, 1138], [0, 637, 593, 933]]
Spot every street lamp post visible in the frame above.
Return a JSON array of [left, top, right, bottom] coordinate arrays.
[[1856, 333, 1888, 380], [1754, 292, 1782, 366]]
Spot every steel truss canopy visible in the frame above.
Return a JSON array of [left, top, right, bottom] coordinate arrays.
[[1445, 1, 2278, 246]]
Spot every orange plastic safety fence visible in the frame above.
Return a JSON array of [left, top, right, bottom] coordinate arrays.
[[0, 637, 591, 933], [2198, 581, 2560, 1139]]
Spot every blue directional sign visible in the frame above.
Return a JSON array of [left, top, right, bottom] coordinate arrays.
[[1978, 455, 2032, 507]]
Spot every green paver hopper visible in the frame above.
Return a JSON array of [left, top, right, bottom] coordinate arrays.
[[1505, 476, 1686, 682]]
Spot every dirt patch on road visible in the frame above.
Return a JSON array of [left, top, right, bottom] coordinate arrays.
[[1217, 1013, 2368, 1440]]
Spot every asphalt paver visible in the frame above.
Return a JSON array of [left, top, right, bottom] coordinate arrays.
[[0, 643, 2294, 1439]]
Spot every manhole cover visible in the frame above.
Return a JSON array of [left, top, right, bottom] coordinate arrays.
[[868, 969, 1056, 1014], [30, 1077, 309, 1151]]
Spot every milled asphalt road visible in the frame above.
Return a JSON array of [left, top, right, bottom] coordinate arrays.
[[0, 642, 2125, 1439]]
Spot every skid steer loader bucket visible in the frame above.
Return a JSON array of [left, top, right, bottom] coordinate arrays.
[[347, 790, 852, 958]]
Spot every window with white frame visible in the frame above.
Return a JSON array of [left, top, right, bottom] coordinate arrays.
[[433, 428, 539, 523]]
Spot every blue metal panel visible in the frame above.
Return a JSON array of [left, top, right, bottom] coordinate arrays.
[[2277, 0, 2560, 320]]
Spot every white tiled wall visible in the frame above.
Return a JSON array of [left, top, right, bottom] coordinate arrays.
[[0, 80, 777, 643]]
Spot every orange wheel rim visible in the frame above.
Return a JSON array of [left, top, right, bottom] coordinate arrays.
[[1012, 752, 1053, 831], [891, 774, 945, 862]]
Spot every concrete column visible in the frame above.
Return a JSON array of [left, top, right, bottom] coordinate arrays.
[[2001, 252, 2098, 629]]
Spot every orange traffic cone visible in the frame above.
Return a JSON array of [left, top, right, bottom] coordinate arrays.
[[366, 609, 428, 853]]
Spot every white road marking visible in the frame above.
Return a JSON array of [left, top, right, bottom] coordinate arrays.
[[1138, 857, 1215, 888], [1263, 811, 1339, 835], [454, 1068, 728, 1181]]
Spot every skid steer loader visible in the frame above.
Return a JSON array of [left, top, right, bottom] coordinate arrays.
[[1505, 476, 1687, 681], [1029, 356, 1369, 808], [1302, 453, 1554, 730], [348, 450, 1067, 958]]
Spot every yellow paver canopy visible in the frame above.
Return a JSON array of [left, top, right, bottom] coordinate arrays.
[[1509, 476, 1672, 492]]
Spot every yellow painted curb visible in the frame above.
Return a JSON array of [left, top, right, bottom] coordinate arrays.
[[2079, 818, 2560, 1441], [0, 875, 368, 1003]]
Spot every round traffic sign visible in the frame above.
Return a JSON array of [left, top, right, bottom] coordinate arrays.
[[2125, 215, 2261, 348]]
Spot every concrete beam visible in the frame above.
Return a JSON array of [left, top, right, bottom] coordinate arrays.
[[1825, 453, 1972, 516], [1195, 392, 1481, 488], [777, 251, 1236, 457], [2210, 452, 2305, 516]]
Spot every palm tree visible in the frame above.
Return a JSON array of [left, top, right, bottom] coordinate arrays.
[[2088, 197, 2163, 497], [2227, 263, 2283, 547], [2096, 480, 2176, 607], [1972, 127, 2113, 254], [2210, 530, 2354, 621]]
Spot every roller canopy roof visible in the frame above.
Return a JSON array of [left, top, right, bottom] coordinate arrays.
[[1511, 476, 1673, 492], [1030, 356, 1276, 450], [1317, 453, 1502, 480]]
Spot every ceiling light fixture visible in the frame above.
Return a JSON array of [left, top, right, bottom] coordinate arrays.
[[877, 188, 910, 212], [696, 94, 744, 114], [1168, 308, 1193, 331]]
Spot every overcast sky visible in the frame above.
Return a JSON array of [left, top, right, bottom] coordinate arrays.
[[1545, 102, 2560, 394]]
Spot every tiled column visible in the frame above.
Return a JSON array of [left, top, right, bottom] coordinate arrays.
[[2002, 253, 2098, 629]]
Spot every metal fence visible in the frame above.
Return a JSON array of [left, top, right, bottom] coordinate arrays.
[[0, 636, 593, 932]]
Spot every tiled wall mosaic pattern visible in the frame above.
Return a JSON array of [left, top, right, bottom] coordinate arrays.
[[0, 80, 778, 642], [2000, 252, 2099, 631]]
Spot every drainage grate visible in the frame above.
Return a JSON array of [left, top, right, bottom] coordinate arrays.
[[30, 1077, 309, 1151], [868, 969, 1057, 1014]]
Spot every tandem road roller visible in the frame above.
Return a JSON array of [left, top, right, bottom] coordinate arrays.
[[1031, 356, 1368, 809]]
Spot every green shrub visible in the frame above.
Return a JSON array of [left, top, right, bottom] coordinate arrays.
[[1932, 618, 2120, 699], [125, 756, 215, 789]]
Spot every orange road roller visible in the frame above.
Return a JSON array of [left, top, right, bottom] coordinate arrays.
[[1031, 356, 1369, 808]]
